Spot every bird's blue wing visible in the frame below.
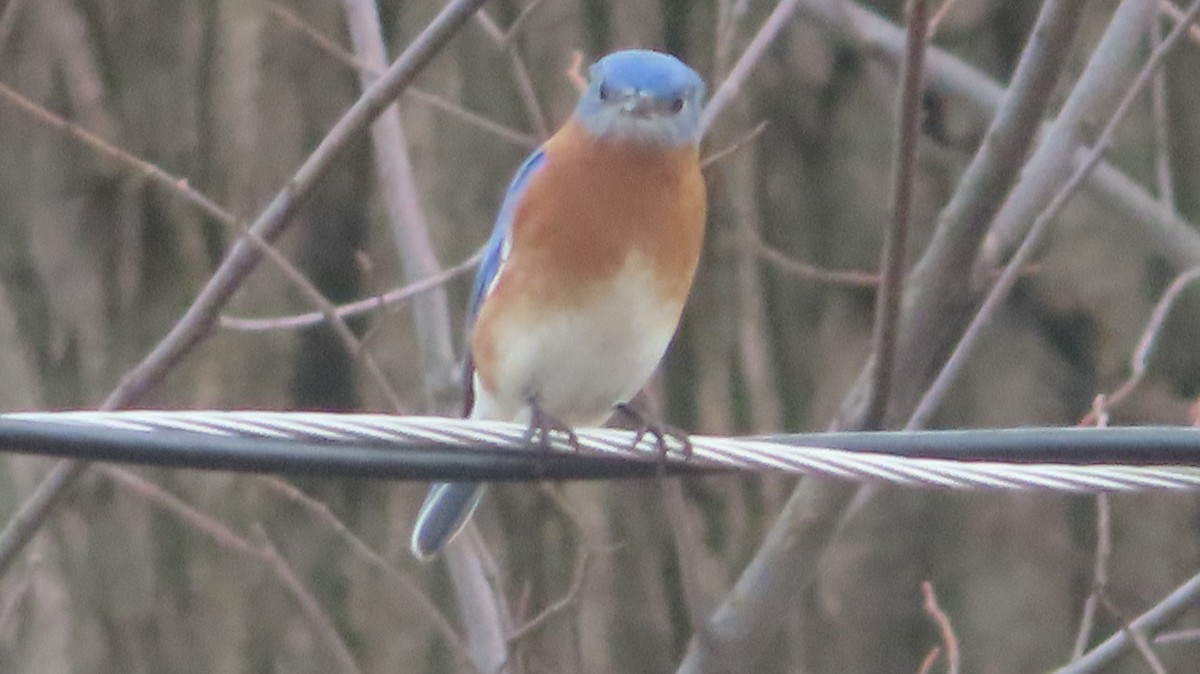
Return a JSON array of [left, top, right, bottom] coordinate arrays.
[[466, 148, 547, 326], [412, 148, 547, 561], [461, 147, 547, 417]]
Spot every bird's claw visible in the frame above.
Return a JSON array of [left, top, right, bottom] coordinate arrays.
[[524, 403, 580, 451], [616, 403, 692, 463]]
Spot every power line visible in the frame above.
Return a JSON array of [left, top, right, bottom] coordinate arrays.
[[1, 411, 1200, 492]]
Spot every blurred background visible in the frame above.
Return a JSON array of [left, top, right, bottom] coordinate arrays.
[[1, 0, 1200, 671]]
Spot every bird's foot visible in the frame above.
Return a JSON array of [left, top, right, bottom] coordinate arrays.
[[615, 403, 692, 463], [524, 403, 580, 451]]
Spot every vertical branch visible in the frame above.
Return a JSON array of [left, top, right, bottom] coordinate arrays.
[[728, 153, 784, 431], [1071, 493, 1112, 659], [340, 2, 511, 671], [446, 532, 516, 674], [342, 0, 459, 411], [1149, 9, 1176, 208], [864, 0, 928, 430]]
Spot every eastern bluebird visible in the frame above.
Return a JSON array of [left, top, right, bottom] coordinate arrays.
[[411, 50, 707, 560]]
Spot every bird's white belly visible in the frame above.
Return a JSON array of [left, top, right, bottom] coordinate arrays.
[[473, 259, 683, 426]]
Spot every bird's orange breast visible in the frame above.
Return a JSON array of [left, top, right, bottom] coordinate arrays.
[[507, 118, 705, 304], [471, 118, 706, 397]]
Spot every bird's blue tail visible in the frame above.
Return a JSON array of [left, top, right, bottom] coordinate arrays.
[[410, 482, 485, 560]]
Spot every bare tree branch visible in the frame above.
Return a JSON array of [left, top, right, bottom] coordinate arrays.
[[700, 0, 801, 137], [270, 3, 536, 149], [921, 581, 961, 674], [1149, 10, 1176, 208], [221, 251, 481, 332], [678, 1, 1086, 670], [476, 10, 548, 141], [910, 0, 1184, 428], [104, 467, 364, 674], [342, 0, 459, 411], [802, 0, 1200, 273], [0, 0, 489, 582], [446, 532, 516, 674], [865, 0, 929, 430], [258, 477, 471, 662], [978, 0, 1158, 266], [340, 3, 511, 671]]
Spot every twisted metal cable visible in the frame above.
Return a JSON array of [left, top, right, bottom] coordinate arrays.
[[2, 410, 1200, 492]]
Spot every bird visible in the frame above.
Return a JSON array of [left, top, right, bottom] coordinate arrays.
[[410, 49, 707, 560]]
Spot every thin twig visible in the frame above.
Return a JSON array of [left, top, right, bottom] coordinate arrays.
[[0, 80, 230, 225], [865, 0, 929, 430], [700, 0, 802, 136], [507, 552, 591, 643], [255, 527, 366, 674], [500, 0, 547, 45], [921, 581, 960, 674], [6, 34, 412, 411], [745, 237, 880, 287], [221, 251, 481, 332], [1079, 267, 1200, 425], [443, 531, 514, 674], [257, 476, 470, 659], [1149, 10, 1176, 209], [245, 231, 407, 410], [0, 0, 489, 582], [476, 10, 549, 140], [565, 50, 587, 91], [0, 75, 398, 346], [909, 0, 1194, 429], [916, 647, 943, 674], [269, 3, 535, 149], [700, 120, 769, 169], [713, 0, 745, 77], [697, 0, 796, 435], [340, 3, 509, 669], [0, 557, 33, 636], [726, 136, 783, 431], [103, 467, 363, 674], [1071, 488, 1111, 659], [844, 0, 1090, 430], [409, 88, 538, 148]]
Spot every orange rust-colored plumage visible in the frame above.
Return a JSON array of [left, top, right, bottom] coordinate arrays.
[[471, 118, 706, 395]]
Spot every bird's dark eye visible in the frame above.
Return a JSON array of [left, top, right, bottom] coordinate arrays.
[[598, 83, 610, 101], [670, 98, 685, 113]]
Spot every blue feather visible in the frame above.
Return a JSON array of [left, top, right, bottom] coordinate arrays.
[[467, 149, 547, 326], [411, 149, 546, 560]]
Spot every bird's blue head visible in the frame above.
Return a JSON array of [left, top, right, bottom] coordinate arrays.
[[575, 50, 706, 148]]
